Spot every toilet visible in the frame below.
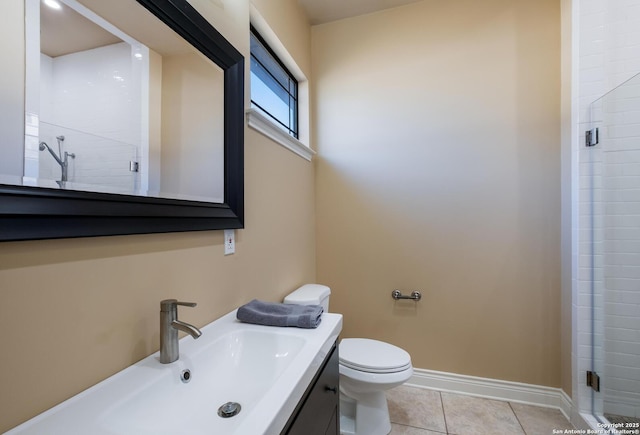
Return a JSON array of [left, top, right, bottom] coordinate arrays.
[[284, 284, 413, 435]]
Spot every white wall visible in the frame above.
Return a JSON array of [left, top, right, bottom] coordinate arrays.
[[46, 43, 141, 144]]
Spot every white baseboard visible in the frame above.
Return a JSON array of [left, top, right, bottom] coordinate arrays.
[[406, 368, 573, 421]]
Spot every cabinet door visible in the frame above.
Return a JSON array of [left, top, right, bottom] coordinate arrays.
[[286, 345, 339, 435]]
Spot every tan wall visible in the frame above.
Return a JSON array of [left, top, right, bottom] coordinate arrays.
[[0, 0, 314, 432], [313, 0, 562, 387], [161, 52, 225, 201]]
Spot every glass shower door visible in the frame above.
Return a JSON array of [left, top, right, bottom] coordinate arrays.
[[588, 72, 640, 427]]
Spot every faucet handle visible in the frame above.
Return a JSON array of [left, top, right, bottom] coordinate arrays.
[[160, 299, 197, 312]]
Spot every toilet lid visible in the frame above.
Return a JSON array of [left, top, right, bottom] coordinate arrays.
[[339, 338, 411, 373]]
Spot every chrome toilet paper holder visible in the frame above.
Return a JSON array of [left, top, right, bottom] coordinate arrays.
[[391, 290, 422, 301]]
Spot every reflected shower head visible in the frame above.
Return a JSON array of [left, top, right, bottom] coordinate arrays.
[[56, 135, 65, 142], [39, 142, 46, 151]]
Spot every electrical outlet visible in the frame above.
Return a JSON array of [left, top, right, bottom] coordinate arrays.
[[224, 229, 235, 255]]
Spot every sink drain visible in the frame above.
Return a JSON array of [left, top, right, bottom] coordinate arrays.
[[218, 402, 241, 418], [180, 369, 192, 384]]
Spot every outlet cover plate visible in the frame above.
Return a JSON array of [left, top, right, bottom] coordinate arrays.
[[224, 229, 235, 255]]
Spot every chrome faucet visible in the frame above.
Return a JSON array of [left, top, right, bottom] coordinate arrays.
[[160, 299, 202, 364], [39, 136, 75, 186]]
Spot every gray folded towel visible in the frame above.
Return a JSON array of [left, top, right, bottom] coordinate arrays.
[[236, 299, 323, 329]]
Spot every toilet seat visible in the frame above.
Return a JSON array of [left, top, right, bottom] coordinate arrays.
[[339, 338, 411, 374]]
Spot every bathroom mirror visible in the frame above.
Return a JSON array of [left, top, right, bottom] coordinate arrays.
[[0, 0, 244, 241]]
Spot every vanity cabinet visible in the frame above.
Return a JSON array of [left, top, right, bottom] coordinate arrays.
[[282, 343, 339, 435]]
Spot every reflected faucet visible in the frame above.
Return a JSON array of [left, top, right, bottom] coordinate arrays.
[[160, 299, 202, 364], [39, 136, 76, 185]]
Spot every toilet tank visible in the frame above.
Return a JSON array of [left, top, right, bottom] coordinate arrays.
[[284, 284, 331, 312]]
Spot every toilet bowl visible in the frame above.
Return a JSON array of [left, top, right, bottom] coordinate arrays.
[[284, 284, 413, 435]]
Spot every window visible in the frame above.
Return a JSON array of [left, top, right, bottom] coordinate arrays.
[[250, 26, 298, 139]]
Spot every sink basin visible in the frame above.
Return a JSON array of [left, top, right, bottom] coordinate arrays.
[[8, 309, 343, 435], [104, 330, 306, 434]]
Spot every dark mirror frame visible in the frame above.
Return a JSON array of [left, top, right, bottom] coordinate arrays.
[[0, 0, 244, 242]]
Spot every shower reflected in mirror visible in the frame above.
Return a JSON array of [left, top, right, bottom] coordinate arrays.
[[20, 0, 225, 201]]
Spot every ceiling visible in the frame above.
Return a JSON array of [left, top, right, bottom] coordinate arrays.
[[39, 0, 194, 58], [40, 1, 121, 58], [297, 0, 424, 25], [39, 0, 424, 57]]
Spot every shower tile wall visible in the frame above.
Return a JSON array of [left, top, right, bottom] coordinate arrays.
[[39, 42, 141, 191], [576, 0, 640, 418], [578, 0, 640, 122]]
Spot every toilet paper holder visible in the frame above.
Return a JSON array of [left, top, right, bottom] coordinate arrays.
[[391, 290, 422, 301]]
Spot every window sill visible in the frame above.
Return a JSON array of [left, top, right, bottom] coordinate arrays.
[[246, 108, 315, 161]]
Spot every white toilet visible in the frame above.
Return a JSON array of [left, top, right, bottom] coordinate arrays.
[[284, 284, 413, 435]]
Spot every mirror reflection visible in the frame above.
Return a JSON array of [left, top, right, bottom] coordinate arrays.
[[16, 0, 225, 203]]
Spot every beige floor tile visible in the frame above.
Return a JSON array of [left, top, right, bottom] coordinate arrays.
[[390, 423, 446, 434], [441, 392, 525, 435], [510, 402, 574, 435], [387, 386, 447, 433]]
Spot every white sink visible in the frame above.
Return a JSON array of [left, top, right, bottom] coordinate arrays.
[[8, 309, 343, 435]]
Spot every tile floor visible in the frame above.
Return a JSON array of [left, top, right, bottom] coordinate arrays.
[[386, 385, 575, 435]]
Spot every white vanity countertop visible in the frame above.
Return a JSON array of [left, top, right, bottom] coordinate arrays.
[[7, 309, 343, 435]]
